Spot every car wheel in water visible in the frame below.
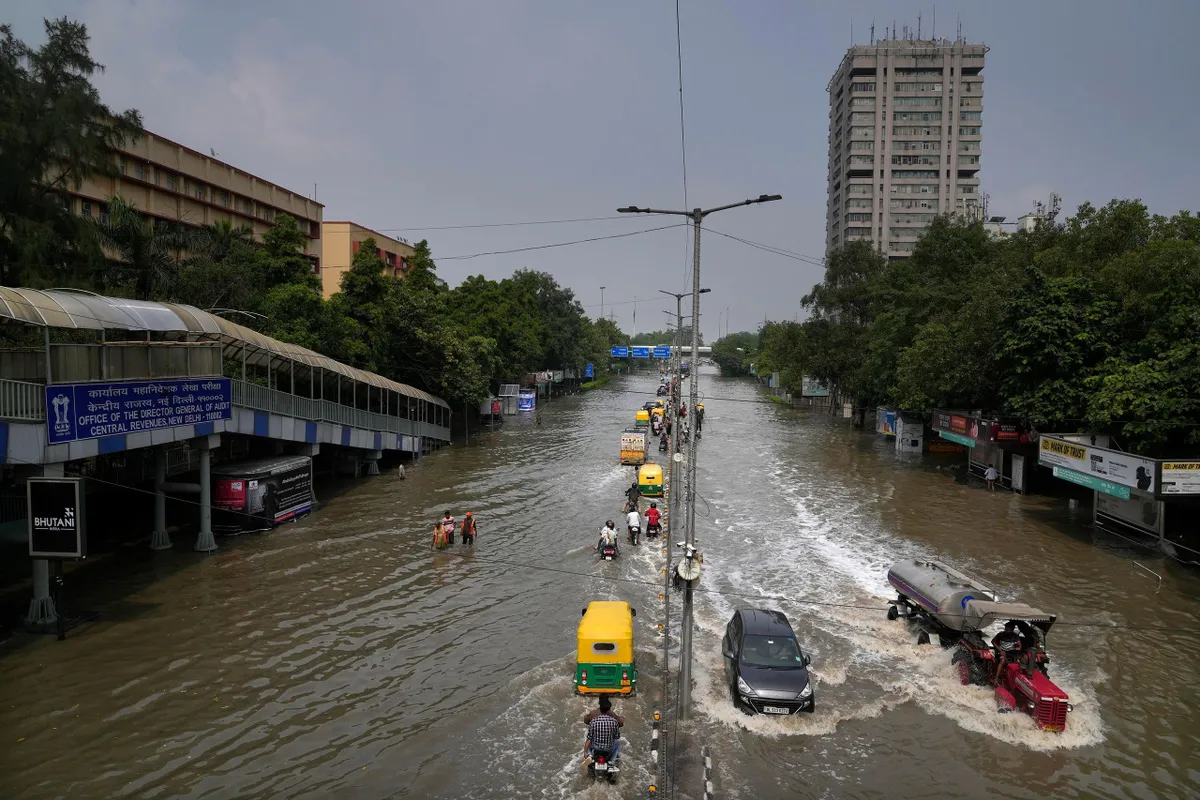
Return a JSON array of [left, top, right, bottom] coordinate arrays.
[[917, 630, 931, 646], [887, 605, 899, 621]]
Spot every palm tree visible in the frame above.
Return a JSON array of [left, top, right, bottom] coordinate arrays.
[[193, 219, 254, 261], [89, 196, 187, 300]]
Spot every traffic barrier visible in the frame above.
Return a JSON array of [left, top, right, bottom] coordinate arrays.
[[702, 745, 714, 799]]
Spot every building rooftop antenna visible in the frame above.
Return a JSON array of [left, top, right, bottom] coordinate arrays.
[[932, 5, 936, 40], [918, 12, 922, 39], [870, 19, 875, 45]]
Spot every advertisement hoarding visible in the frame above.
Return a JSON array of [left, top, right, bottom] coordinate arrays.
[[1052, 466, 1131, 499], [213, 457, 313, 532], [517, 390, 536, 411], [1096, 488, 1159, 535], [1159, 461, 1200, 495], [1039, 436, 1155, 494], [801, 377, 830, 397], [584, 363, 594, 378], [28, 477, 86, 559], [876, 407, 897, 436], [46, 378, 232, 445]]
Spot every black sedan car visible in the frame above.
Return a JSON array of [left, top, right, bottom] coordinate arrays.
[[721, 608, 814, 715]]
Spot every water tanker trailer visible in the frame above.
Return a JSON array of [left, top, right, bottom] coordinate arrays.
[[886, 559, 1073, 732]]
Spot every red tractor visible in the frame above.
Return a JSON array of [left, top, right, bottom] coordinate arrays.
[[887, 560, 1073, 732], [949, 606, 1073, 732]]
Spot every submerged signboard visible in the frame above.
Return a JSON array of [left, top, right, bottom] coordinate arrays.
[[46, 378, 232, 445]]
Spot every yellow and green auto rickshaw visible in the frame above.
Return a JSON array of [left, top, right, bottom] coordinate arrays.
[[638, 463, 664, 497], [575, 601, 638, 695], [634, 409, 651, 428]]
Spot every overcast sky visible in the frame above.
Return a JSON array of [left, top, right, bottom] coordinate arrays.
[[7, 0, 1200, 340]]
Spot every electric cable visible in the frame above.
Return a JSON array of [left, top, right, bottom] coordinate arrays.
[[372, 214, 669, 232], [436, 223, 688, 261]]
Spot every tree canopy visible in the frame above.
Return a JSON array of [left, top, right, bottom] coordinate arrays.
[[716, 202, 1200, 456]]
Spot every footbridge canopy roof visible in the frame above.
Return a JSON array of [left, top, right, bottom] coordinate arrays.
[[0, 287, 448, 408]]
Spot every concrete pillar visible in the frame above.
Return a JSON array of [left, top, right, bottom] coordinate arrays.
[[364, 449, 382, 476], [194, 435, 220, 553], [150, 447, 171, 550], [26, 462, 64, 626]]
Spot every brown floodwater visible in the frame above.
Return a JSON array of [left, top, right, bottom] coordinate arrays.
[[1, 367, 1198, 799]]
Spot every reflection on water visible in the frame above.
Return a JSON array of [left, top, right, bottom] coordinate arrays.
[[0, 368, 1197, 800]]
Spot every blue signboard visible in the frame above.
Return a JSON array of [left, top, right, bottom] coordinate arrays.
[[653, 346, 671, 359], [610, 346, 629, 358], [46, 378, 233, 445], [631, 346, 652, 359], [517, 390, 536, 412], [584, 363, 594, 378]]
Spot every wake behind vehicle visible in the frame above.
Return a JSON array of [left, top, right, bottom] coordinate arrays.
[[886, 559, 1073, 731], [722, 608, 814, 715], [575, 601, 638, 695]]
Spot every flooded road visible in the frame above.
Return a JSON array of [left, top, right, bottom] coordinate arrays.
[[1, 367, 1199, 799]]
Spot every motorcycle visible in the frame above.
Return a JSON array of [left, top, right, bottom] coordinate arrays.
[[598, 541, 618, 561], [646, 522, 662, 539], [627, 525, 640, 546], [658, 435, 669, 452], [587, 748, 619, 783]]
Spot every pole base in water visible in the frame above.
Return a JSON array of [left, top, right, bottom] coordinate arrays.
[[194, 531, 218, 553], [25, 594, 57, 626], [150, 529, 172, 551]]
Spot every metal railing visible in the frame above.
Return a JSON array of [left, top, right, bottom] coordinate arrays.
[[0, 378, 46, 421], [230, 380, 450, 442]]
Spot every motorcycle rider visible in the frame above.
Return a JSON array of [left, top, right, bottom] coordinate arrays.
[[645, 503, 662, 537], [625, 507, 641, 545], [597, 520, 618, 554], [583, 696, 622, 767]]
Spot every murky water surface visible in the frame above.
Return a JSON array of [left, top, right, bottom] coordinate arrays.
[[1, 369, 1198, 799]]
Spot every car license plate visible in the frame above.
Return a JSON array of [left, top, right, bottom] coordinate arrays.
[[762, 705, 790, 715]]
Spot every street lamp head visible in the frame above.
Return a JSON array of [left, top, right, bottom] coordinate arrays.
[[699, 288, 712, 294], [757, 194, 783, 203], [617, 206, 642, 214]]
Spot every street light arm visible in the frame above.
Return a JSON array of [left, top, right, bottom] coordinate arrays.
[[699, 194, 783, 218], [618, 206, 692, 217]]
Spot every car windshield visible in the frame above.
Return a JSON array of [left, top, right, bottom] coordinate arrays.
[[740, 634, 805, 668]]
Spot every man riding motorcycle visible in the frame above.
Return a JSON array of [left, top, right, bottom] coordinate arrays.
[[625, 507, 641, 545], [583, 696, 622, 772]]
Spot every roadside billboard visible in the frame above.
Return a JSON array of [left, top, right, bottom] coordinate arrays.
[[1039, 435, 1156, 496], [876, 407, 896, 436], [801, 377, 830, 397], [1159, 461, 1200, 495]]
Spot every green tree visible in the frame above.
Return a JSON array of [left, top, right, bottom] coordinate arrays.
[[88, 196, 188, 299], [0, 17, 141, 286], [711, 330, 758, 376]]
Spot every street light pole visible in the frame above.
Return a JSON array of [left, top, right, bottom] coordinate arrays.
[[627, 194, 782, 722], [600, 286, 606, 321]]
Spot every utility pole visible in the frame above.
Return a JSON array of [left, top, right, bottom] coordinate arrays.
[[625, 193, 782, 720], [600, 286, 606, 321]]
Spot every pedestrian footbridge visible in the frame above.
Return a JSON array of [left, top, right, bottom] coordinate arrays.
[[0, 287, 451, 626]]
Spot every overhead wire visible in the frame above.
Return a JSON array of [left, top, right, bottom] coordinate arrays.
[[436, 222, 689, 261], [372, 214, 669, 232]]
